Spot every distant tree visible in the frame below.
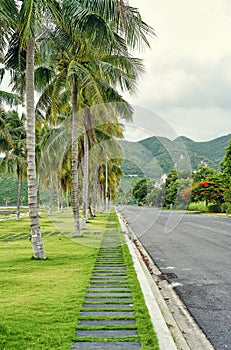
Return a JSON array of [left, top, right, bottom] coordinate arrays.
[[164, 169, 178, 207], [184, 181, 226, 207], [221, 139, 231, 213], [0, 109, 27, 219], [4, 197, 11, 207], [221, 140, 231, 187], [193, 164, 221, 184], [132, 178, 155, 204], [146, 186, 165, 207], [164, 169, 192, 209]]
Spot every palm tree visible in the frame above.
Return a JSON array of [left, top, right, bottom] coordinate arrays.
[[60, 0, 153, 234], [52, 46, 143, 236], [0, 0, 61, 258], [31, 0, 153, 237], [0, 108, 27, 219]]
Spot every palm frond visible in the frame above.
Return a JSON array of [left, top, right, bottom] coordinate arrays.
[[0, 90, 21, 106], [19, 0, 37, 45], [34, 66, 55, 92], [0, 0, 18, 29]]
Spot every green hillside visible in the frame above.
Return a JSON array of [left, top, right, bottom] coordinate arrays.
[[120, 134, 231, 176]]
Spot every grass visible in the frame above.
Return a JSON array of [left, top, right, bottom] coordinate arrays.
[[0, 209, 159, 350], [121, 228, 159, 348], [0, 213, 103, 350], [84, 211, 159, 350], [187, 201, 208, 212]]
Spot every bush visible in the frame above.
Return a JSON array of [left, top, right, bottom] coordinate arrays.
[[207, 204, 222, 213], [222, 203, 231, 214], [188, 201, 208, 212]]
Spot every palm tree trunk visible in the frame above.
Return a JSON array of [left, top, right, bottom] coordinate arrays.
[[92, 164, 99, 215], [57, 181, 63, 212], [16, 167, 22, 221], [71, 76, 81, 236], [58, 180, 64, 212], [82, 127, 89, 228], [66, 188, 69, 208], [48, 175, 53, 216], [26, 37, 46, 259]]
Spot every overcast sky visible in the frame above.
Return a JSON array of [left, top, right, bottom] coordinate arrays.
[[123, 0, 231, 141], [1, 1, 231, 142]]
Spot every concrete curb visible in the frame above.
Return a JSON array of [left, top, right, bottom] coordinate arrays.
[[117, 209, 215, 350]]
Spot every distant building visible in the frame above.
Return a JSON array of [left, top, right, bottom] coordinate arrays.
[[155, 174, 167, 188]]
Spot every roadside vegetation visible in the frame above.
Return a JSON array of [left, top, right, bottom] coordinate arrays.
[[0, 213, 102, 350], [0, 0, 154, 258], [121, 139, 231, 214], [0, 209, 159, 350]]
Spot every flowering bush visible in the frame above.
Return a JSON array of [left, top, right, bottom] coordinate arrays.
[[182, 181, 226, 206]]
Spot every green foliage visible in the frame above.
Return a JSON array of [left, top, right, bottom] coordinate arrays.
[[132, 178, 155, 204], [207, 204, 222, 213], [0, 174, 28, 206], [162, 169, 192, 209], [0, 210, 159, 350], [187, 201, 208, 212], [145, 186, 164, 207], [175, 135, 231, 170], [164, 169, 178, 206], [122, 159, 144, 177], [220, 140, 231, 212], [121, 134, 231, 176], [133, 178, 148, 202], [189, 181, 226, 206], [0, 215, 98, 350], [221, 139, 231, 186], [193, 165, 221, 184]]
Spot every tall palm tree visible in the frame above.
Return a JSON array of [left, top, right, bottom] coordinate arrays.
[[60, 0, 153, 234], [0, 0, 61, 258], [9, 0, 154, 238], [52, 46, 143, 236]]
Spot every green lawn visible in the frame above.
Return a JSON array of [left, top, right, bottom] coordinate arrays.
[[0, 213, 101, 350], [0, 210, 159, 350]]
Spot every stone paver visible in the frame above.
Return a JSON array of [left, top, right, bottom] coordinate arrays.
[[84, 298, 132, 302], [76, 329, 138, 337], [82, 303, 133, 309], [78, 319, 136, 326], [72, 341, 141, 349], [71, 228, 141, 349], [80, 310, 135, 317]]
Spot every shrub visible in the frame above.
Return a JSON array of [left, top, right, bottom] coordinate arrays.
[[222, 203, 231, 214], [188, 201, 208, 212], [207, 204, 222, 213]]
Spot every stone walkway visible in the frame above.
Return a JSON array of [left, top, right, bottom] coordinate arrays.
[[72, 227, 141, 350]]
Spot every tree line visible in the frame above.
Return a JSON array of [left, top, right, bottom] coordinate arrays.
[[0, 0, 154, 258], [130, 140, 231, 213]]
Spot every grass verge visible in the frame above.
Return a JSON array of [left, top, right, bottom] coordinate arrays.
[[0, 209, 159, 350], [0, 213, 104, 350], [107, 211, 159, 350]]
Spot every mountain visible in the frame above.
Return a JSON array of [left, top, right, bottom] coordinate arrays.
[[119, 134, 231, 177]]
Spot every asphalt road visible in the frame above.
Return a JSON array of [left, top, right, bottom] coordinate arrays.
[[119, 206, 231, 350]]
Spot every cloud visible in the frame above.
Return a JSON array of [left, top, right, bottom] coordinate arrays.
[[157, 107, 231, 141], [138, 55, 231, 110], [126, 0, 231, 141]]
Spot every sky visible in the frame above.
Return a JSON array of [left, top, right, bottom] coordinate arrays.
[[123, 0, 231, 142], [1, 1, 231, 142]]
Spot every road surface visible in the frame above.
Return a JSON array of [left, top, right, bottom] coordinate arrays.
[[119, 206, 231, 350]]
